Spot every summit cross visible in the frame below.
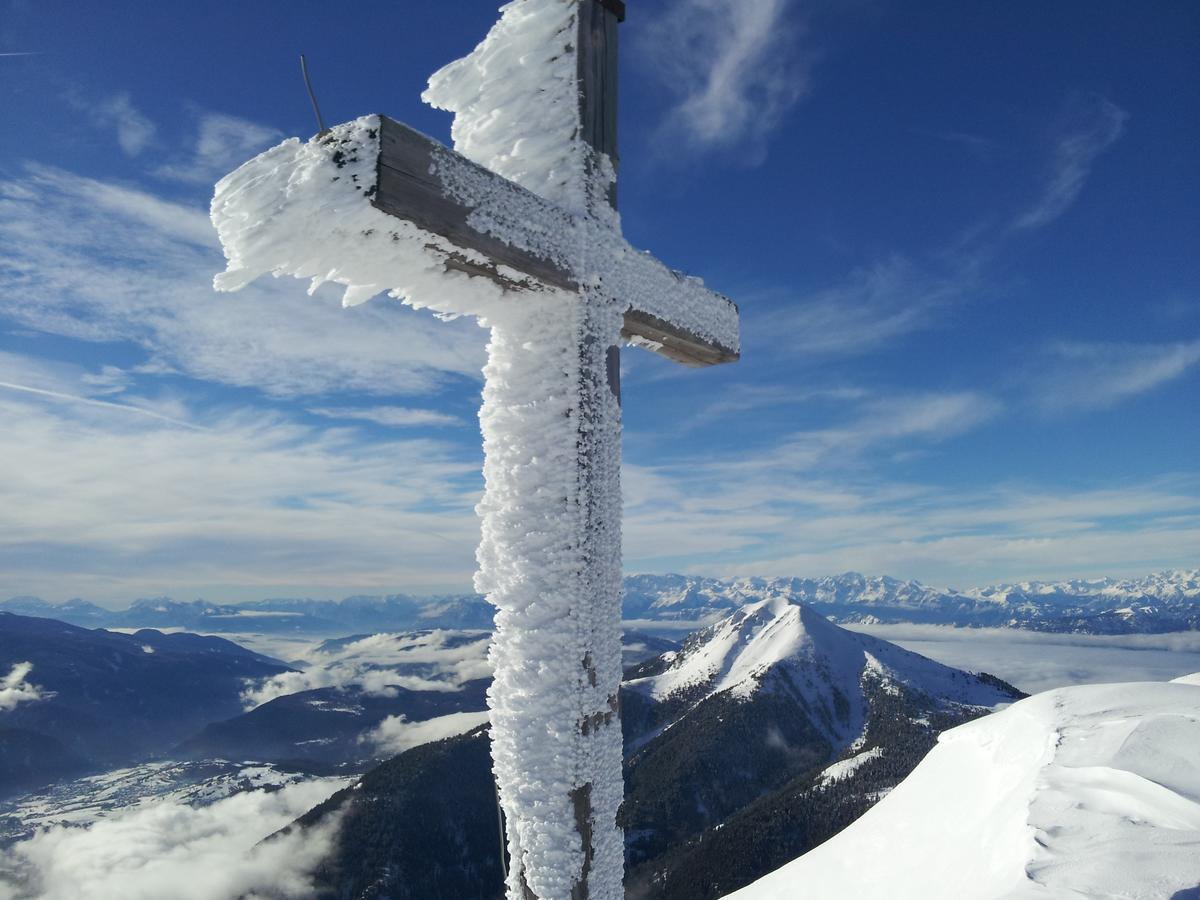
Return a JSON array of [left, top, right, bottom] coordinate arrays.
[[211, 2, 739, 898]]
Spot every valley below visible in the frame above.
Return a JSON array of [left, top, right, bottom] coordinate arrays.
[[1, 569, 1197, 899]]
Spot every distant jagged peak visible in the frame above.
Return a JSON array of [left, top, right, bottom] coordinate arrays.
[[964, 567, 1200, 602]]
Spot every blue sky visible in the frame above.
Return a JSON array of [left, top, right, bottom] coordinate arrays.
[[1, 0, 1197, 604]]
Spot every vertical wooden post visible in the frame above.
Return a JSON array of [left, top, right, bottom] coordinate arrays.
[[568, 3, 624, 900], [578, 0, 623, 404]]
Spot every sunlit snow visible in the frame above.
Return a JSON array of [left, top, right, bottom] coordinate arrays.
[[726, 675, 1200, 899]]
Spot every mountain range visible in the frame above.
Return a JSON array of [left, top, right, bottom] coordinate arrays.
[[2, 579, 1190, 897], [285, 595, 1023, 899], [0, 612, 289, 795], [5, 568, 1197, 635]]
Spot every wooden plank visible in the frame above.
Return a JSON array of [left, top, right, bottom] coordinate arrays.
[[373, 116, 577, 293], [621, 308, 740, 367], [371, 117, 737, 367], [577, 0, 620, 208]]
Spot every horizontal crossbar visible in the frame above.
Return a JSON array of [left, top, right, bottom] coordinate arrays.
[[372, 116, 738, 367]]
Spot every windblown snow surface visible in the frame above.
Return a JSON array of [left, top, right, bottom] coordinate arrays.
[[726, 674, 1200, 899]]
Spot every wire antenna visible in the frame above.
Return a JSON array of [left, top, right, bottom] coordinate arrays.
[[299, 54, 329, 137]]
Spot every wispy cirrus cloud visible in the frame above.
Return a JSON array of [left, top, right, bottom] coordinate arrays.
[[679, 383, 867, 433], [0, 164, 486, 398], [733, 390, 1002, 474], [65, 91, 157, 157], [754, 93, 1126, 361], [623, 388, 1004, 567], [1013, 94, 1128, 231], [0, 380, 481, 602], [308, 405, 462, 428], [0, 351, 201, 429], [154, 111, 282, 186], [624, 446, 1200, 587], [637, 0, 810, 158], [751, 253, 983, 357], [1026, 339, 1200, 412]]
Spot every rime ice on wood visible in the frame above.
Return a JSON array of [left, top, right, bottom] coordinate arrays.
[[210, 1, 739, 897]]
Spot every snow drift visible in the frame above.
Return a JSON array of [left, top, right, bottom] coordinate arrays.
[[726, 674, 1200, 899]]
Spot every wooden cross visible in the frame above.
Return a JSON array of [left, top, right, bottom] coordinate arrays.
[[212, 2, 738, 897]]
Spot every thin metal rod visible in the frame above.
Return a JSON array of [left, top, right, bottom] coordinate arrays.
[[299, 54, 328, 136]]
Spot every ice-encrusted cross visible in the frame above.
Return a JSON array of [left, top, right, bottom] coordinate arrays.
[[210, 2, 738, 898]]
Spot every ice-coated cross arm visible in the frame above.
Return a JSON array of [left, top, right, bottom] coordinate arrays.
[[213, 114, 737, 367], [372, 115, 740, 367], [372, 116, 577, 296]]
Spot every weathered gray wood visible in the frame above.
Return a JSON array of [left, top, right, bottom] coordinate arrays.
[[622, 307, 740, 367], [577, 0, 620, 207], [374, 116, 577, 293], [572, 5, 623, 899], [371, 115, 737, 368]]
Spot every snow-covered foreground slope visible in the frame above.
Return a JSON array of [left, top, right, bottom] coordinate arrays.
[[727, 675, 1200, 900]]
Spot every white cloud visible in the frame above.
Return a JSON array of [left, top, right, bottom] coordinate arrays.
[[0, 779, 343, 900], [68, 92, 156, 157], [0, 662, 49, 712], [848, 624, 1200, 696], [1026, 339, 1200, 412], [739, 523, 1200, 590], [0, 164, 486, 399], [0, 383, 482, 602], [0, 378, 201, 430], [638, 0, 808, 156], [679, 384, 867, 432], [723, 390, 1002, 473], [308, 405, 462, 428], [1013, 94, 1127, 231], [364, 710, 489, 756], [240, 631, 491, 709], [623, 429, 1200, 586], [800, 391, 1001, 453], [154, 111, 282, 185], [751, 254, 981, 357], [239, 665, 457, 710]]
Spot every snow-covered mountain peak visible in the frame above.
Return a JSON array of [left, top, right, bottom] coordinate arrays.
[[626, 595, 1017, 748], [964, 567, 1200, 603], [630, 596, 837, 701]]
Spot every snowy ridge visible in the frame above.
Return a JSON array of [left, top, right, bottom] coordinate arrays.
[[626, 595, 1015, 747], [622, 569, 1200, 632], [727, 676, 1200, 899], [10, 568, 1199, 635], [965, 567, 1200, 603]]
